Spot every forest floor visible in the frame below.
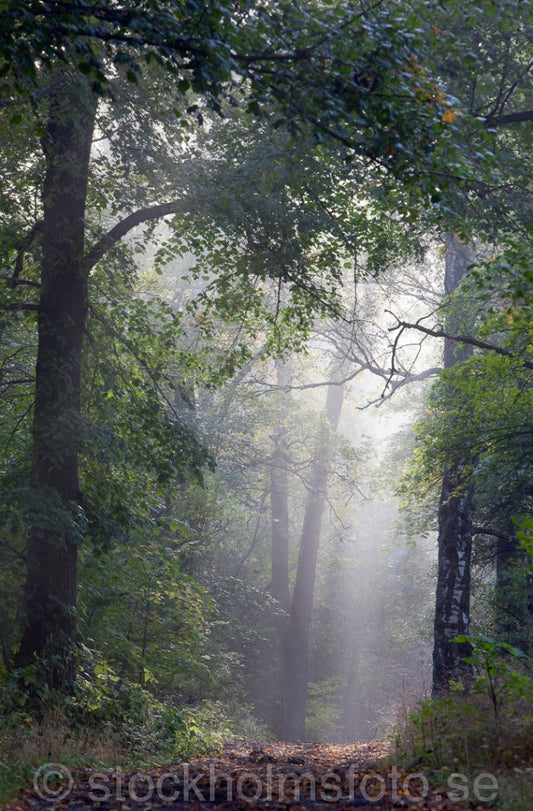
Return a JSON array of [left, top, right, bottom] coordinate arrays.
[[3, 739, 497, 811]]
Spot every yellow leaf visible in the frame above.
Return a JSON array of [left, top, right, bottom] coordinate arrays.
[[442, 108, 456, 124]]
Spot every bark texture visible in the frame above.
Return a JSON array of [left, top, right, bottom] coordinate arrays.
[[16, 73, 98, 690]]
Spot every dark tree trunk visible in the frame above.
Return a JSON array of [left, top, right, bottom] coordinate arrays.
[[271, 369, 344, 741], [432, 236, 475, 696], [432, 462, 474, 693], [15, 73, 97, 691], [494, 522, 530, 652]]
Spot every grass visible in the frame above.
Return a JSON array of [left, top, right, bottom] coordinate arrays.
[[0, 697, 270, 806], [392, 692, 533, 810], [0, 711, 127, 804]]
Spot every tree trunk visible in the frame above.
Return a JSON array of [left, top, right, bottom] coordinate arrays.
[[432, 462, 474, 693], [432, 236, 474, 695], [494, 521, 530, 653], [270, 363, 292, 615], [15, 72, 97, 691], [270, 361, 294, 735], [271, 371, 344, 741]]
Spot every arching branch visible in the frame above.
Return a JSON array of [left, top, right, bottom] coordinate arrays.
[[84, 200, 186, 272]]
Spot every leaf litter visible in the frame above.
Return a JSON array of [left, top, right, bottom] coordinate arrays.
[[6, 740, 494, 811]]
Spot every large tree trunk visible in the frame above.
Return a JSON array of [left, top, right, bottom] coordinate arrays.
[[432, 236, 474, 695], [15, 72, 97, 691], [271, 368, 344, 741]]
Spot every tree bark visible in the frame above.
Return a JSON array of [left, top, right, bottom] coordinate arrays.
[[432, 462, 474, 693], [15, 72, 98, 691], [432, 236, 475, 695], [270, 361, 293, 735]]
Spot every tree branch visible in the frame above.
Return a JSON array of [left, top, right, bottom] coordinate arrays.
[[84, 200, 186, 271], [12, 221, 43, 287], [0, 377, 35, 387], [472, 525, 517, 541], [1, 302, 39, 312], [386, 313, 533, 371], [485, 109, 533, 127]]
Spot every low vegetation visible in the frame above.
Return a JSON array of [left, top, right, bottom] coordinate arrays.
[[393, 638, 533, 811], [0, 669, 269, 803]]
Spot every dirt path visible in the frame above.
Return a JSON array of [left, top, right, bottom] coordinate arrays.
[[7, 740, 494, 811]]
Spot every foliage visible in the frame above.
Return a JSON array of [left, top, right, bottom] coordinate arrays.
[[0, 0, 487, 695], [400, 268, 533, 660], [0, 668, 269, 803], [0, 0, 474, 189], [454, 634, 533, 718], [1, 665, 193, 764], [82, 275, 213, 544], [306, 677, 346, 742], [397, 0, 533, 549], [415, 0, 533, 240], [395, 688, 533, 811], [517, 516, 533, 560], [151, 110, 436, 360], [78, 541, 211, 697], [400, 237, 533, 526], [0, 259, 212, 670]]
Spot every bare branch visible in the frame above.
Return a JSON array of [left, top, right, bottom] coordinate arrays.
[[386, 312, 533, 371], [233, 491, 268, 578], [361, 366, 442, 408]]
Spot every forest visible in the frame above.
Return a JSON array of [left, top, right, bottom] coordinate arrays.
[[0, 1, 532, 809]]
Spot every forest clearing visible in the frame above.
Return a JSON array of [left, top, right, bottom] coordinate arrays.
[[1, 0, 533, 809]]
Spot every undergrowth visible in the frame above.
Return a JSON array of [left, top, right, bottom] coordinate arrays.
[[392, 636, 533, 811], [0, 657, 270, 804]]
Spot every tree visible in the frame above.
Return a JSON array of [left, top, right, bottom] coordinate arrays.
[[269, 359, 344, 740], [15, 74, 99, 687], [382, 0, 533, 694], [401, 243, 533, 681], [431, 237, 476, 694]]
